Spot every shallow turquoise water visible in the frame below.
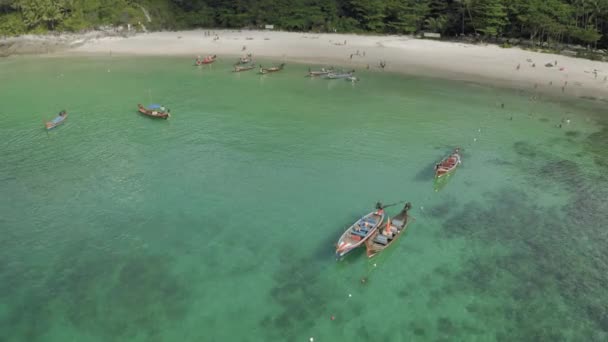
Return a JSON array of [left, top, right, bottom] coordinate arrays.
[[1, 56, 607, 341]]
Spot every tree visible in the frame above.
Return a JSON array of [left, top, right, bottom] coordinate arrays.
[[471, 0, 507, 37], [346, 0, 386, 31], [14, 0, 69, 29], [384, 0, 429, 34]]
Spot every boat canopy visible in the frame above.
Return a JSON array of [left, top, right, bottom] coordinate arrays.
[[148, 104, 162, 109], [51, 116, 65, 124]]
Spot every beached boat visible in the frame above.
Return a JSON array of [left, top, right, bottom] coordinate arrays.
[[365, 203, 413, 258], [233, 64, 255, 72], [335, 208, 385, 259], [45, 110, 68, 130], [435, 148, 461, 178], [236, 54, 253, 65], [137, 104, 170, 119], [308, 67, 334, 77], [195, 55, 217, 65], [259, 63, 285, 74], [323, 70, 355, 79]]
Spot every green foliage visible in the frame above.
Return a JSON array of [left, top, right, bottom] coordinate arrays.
[[14, 0, 70, 29], [384, 0, 429, 34], [0, 12, 26, 35], [425, 15, 447, 33], [348, 0, 385, 31], [2, 0, 608, 52], [471, 0, 507, 37]]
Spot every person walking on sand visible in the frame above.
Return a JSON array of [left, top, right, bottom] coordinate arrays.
[[516, 63, 520, 70]]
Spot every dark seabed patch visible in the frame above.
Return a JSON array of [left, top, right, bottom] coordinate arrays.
[[0, 241, 192, 341], [414, 158, 444, 181], [434, 183, 608, 339], [586, 126, 608, 167], [263, 248, 330, 341], [565, 130, 581, 137], [512, 141, 538, 158]]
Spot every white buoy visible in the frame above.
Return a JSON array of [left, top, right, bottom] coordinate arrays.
[[474, 138, 478, 142], [348, 293, 352, 298], [373, 263, 377, 267], [566, 119, 571, 124], [310, 337, 314, 342], [478, 128, 481, 132]]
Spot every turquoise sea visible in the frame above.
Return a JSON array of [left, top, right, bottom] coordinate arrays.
[[1, 56, 607, 341]]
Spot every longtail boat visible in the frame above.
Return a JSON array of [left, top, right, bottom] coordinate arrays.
[[45, 110, 68, 130], [323, 70, 355, 79], [137, 104, 170, 119], [435, 148, 461, 178], [365, 203, 413, 258], [236, 54, 253, 65], [259, 63, 285, 74], [335, 206, 385, 259], [195, 55, 217, 65], [308, 67, 334, 77], [233, 64, 255, 72]]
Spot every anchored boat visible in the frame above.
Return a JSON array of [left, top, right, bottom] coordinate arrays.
[[365, 203, 413, 258], [323, 70, 355, 79], [233, 64, 255, 72], [137, 104, 170, 119], [308, 67, 334, 77], [435, 148, 461, 178], [195, 55, 217, 65], [335, 206, 385, 259], [259, 63, 285, 74], [45, 110, 68, 130]]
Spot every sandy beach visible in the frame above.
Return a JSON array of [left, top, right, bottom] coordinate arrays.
[[48, 29, 608, 100]]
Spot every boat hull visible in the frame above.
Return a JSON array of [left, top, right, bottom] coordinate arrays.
[[45, 114, 68, 130], [137, 105, 170, 119], [335, 211, 384, 259], [435, 150, 461, 178], [365, 208, 413, 258]]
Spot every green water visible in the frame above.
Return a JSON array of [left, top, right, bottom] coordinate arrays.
[[1, 56, 607, 341]]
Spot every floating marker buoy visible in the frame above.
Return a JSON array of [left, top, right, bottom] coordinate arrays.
[[474, 138, 477, 142], [310, 337, 314, 342], [348, 293, 352, 298], [373, 263, 377, 267], [331, 315, 335, 321]]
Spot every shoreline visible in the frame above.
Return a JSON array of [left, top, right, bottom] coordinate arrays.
[[6, 29, 608, 101]]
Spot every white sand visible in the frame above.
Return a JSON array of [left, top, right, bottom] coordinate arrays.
[[71, 29, 608, 100]]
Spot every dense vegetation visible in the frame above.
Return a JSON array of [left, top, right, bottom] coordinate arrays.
[[2, 0, 608, 49]]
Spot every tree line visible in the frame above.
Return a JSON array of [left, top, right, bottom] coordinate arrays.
[[2, 0, 608, 49]]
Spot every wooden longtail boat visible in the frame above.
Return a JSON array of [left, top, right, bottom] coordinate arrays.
[[434, 148, 461, 178], [323, 70, 355, 79], [233, 64, 255, 72], [308, 67, 334, 77], [365, 203, 413, 258], [45, 110, 68, 130], [195, 55, 217, 65], [335, 208, 385, 259], [259, 63, 285, 74], [137, 104, 170, 119]]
